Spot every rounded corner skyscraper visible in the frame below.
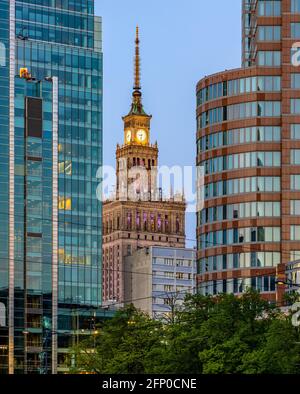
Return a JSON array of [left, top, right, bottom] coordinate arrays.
[[196, 0, 300, 304], [0, 0, 105, 374]]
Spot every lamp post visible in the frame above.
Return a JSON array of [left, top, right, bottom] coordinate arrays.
[[275, 278, 300, 288]]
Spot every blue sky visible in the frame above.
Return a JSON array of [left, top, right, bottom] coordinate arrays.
[[96, 0, 242, 247]]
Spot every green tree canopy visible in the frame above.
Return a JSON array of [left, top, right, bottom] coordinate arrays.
[[70, 290, 300, 374]]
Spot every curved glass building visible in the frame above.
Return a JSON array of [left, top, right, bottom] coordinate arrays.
[[197, 0, 300, 303]]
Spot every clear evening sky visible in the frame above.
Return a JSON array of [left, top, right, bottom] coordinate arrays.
[[96, 0, 242, 247]]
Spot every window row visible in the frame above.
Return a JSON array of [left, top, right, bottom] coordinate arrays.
[[16, 0, 94, 14], [257, 25, 281, 41], [257, 51, 281, 66], [58, 161, 100, 178], [198, 252, 280, 274], [197, 200, 300, 219], [198, 276, 276, 296], [59, 124, 101, 142], [197, 76, 281, 106], [199, 227, 281, 250], [228, 101, 281, 120], [59, 231, 101, 249], [197, 126, 281, 153], [227, 76, 281, 96], [152, 272, 192, 281], [201, 151, 281, 175], [16, 42, 101, 73], [197, 82, 225, 105], [16, 4, 95, 32], [258, 1, 281, 16], [203, 176, 281, 200], [104, 213, 181, 235], [58, 143, 101, 161], [153, 258, 193, 268], [199, 201, 280, 225], [58, 179, 99, 197], [198, 101, 281, 128], [15, 21, 94, 49], [152, 285, 193, 293]]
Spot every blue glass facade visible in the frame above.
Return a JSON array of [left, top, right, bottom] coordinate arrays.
[[14, 77, 55, 373], [15, 0, 103, 308], [0, 0, 10, 375], [0, 0, 104, 374], [16, 1, 102, 305]]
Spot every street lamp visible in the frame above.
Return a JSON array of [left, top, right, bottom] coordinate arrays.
[[275, 278, 300, 288]]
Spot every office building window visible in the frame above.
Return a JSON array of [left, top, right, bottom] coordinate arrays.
[[291, 200, 300, 215], [291, 226, 300, 241], [291, 149, 300, 165], [291, 124, 300, 139], [292, 0, 300, 12], [291, 99, 300, 114], [291, 22, 300, 38], [291, 74, 300, 89], [258, 26, 281, 41], [291, 175, 300, 190], [164, 259, 174, 266], [257, 51, 281, 66], [258, 1, 281, 16]]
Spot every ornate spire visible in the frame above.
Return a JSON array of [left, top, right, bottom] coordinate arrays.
[[134, 26, 141, 91], [128, 26, 148, 116]]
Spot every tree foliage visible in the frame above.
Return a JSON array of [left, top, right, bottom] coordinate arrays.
[[70, 291, 300, 374]]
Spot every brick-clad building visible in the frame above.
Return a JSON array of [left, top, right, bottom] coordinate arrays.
[[196, 0, 300, 303]]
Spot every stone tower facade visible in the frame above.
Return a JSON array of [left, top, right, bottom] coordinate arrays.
[[102, 27, 186, 305]]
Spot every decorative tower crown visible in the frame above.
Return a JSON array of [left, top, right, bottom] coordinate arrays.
[[122, 26, 152, 147], [127, 26, 148, 116]]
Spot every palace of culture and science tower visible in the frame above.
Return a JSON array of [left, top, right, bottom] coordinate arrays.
[[102, 28, 186, 304]]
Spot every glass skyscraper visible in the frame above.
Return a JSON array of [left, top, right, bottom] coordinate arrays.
[[0, 0, 106, 374], [196, 0, 300, 304]]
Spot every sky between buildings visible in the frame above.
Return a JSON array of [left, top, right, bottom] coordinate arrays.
[[96, 0, 242, 247]]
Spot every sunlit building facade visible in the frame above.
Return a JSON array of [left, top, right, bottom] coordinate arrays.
[[102, 28, 186, 305], [197, 0, 300, 303], [0, 0, 104, 374]]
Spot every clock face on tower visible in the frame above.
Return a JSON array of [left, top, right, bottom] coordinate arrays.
[[126, 130, 132, 143], [136, 129, 146, 143]]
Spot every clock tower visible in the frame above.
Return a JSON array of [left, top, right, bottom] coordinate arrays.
[[116, 26, 158, 200], [102, 27, 186, 306]]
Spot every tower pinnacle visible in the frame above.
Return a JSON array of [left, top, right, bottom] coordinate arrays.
[[134, 26, 141, 91], [127, 26, 148, 116]]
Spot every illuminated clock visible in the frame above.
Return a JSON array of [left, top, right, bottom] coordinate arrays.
[[126, 130, 132, 143], [137, 129, 146, 143]]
